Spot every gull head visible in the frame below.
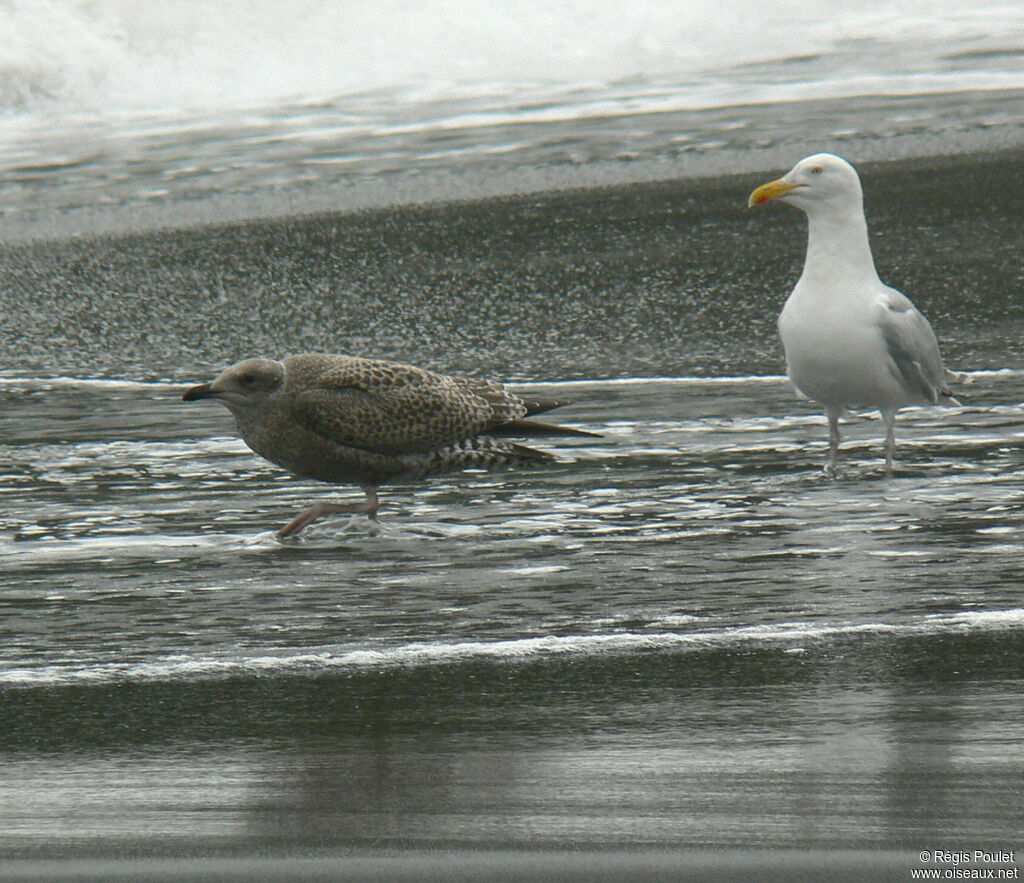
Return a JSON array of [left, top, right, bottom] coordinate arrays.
[[747, 153, 863, 214], [183, 358, 286, 415]]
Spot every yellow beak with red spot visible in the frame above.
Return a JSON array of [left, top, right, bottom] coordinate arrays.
[[748, 177, 798, 208]]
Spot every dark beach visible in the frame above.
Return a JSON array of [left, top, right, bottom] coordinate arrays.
[[3, 148, 1024, 383]]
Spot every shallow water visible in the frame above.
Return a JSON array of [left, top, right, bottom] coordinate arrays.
[[3, 368, 1024, 865], [4, 370, 1024, 677]]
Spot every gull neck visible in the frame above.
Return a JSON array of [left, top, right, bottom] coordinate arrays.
[[802, 202, 879, 285]]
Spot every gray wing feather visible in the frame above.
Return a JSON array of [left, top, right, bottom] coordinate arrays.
[[876, 288, 948, 404]]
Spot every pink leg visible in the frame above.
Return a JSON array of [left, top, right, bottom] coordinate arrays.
[[277, 488, 379, 538], [882, 409, 897, 476], [825, 406, 842, 476]]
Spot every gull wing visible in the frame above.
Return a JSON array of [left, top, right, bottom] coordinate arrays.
[[875, 287, 950, 404], [288, 358, 528, 455]]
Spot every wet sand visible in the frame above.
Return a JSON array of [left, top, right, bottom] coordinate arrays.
[[2, 149, 1024, 382], [0, 850, 928, 882]]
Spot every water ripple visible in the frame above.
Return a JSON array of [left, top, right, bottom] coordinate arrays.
[[3, 374, 1023, 687]]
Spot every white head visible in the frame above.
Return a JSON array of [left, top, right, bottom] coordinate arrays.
[[183, 357, 286, 416], [748, 153, 864, 215]]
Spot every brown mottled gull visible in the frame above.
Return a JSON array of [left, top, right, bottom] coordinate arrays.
[[183, 353, 594, 537]]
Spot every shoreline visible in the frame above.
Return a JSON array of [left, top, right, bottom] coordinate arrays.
[[4, 88, 1024, 245], [3, 143, 1024, 255]]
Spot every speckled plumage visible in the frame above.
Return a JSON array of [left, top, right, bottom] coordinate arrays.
[[183, 353, 592, 536]]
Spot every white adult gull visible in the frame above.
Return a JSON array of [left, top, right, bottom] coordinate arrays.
[[748, 152, 961, 474]]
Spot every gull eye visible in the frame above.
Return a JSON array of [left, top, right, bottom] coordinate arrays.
[[239, 373, 256, 387], [810, 166, 824, 175]]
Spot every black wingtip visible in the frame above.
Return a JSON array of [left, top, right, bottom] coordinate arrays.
[[492, 418, 601, 439], [507, 442, 558, 462], [521, 397, 572, 417]]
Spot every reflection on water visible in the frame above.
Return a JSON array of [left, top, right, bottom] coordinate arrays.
[[2, 656, 1023, 855]]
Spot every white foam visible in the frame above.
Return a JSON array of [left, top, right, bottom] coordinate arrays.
[[512, 368, 1024, 392], [0, 376, 174, 391], [0, 368, 1020, 393], [3, 607, 1021, 688], [3, 0, 1023, 119]]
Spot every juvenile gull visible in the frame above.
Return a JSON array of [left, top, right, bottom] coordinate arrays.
[[748, 152, 961, 473], [183, 353, 594, 537]]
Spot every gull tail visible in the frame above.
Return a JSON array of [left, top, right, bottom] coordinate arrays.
[[941, 366, 968, 406], [520, 396, 572, 417], [404, 437, 556, 478], [506, 396, 600, 438]]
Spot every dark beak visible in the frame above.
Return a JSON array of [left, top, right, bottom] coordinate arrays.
[[182, 382, 214, 402]]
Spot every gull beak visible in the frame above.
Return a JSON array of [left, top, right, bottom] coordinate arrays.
[[182, 382, 214, 402], [748, 177, 798, 208]]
